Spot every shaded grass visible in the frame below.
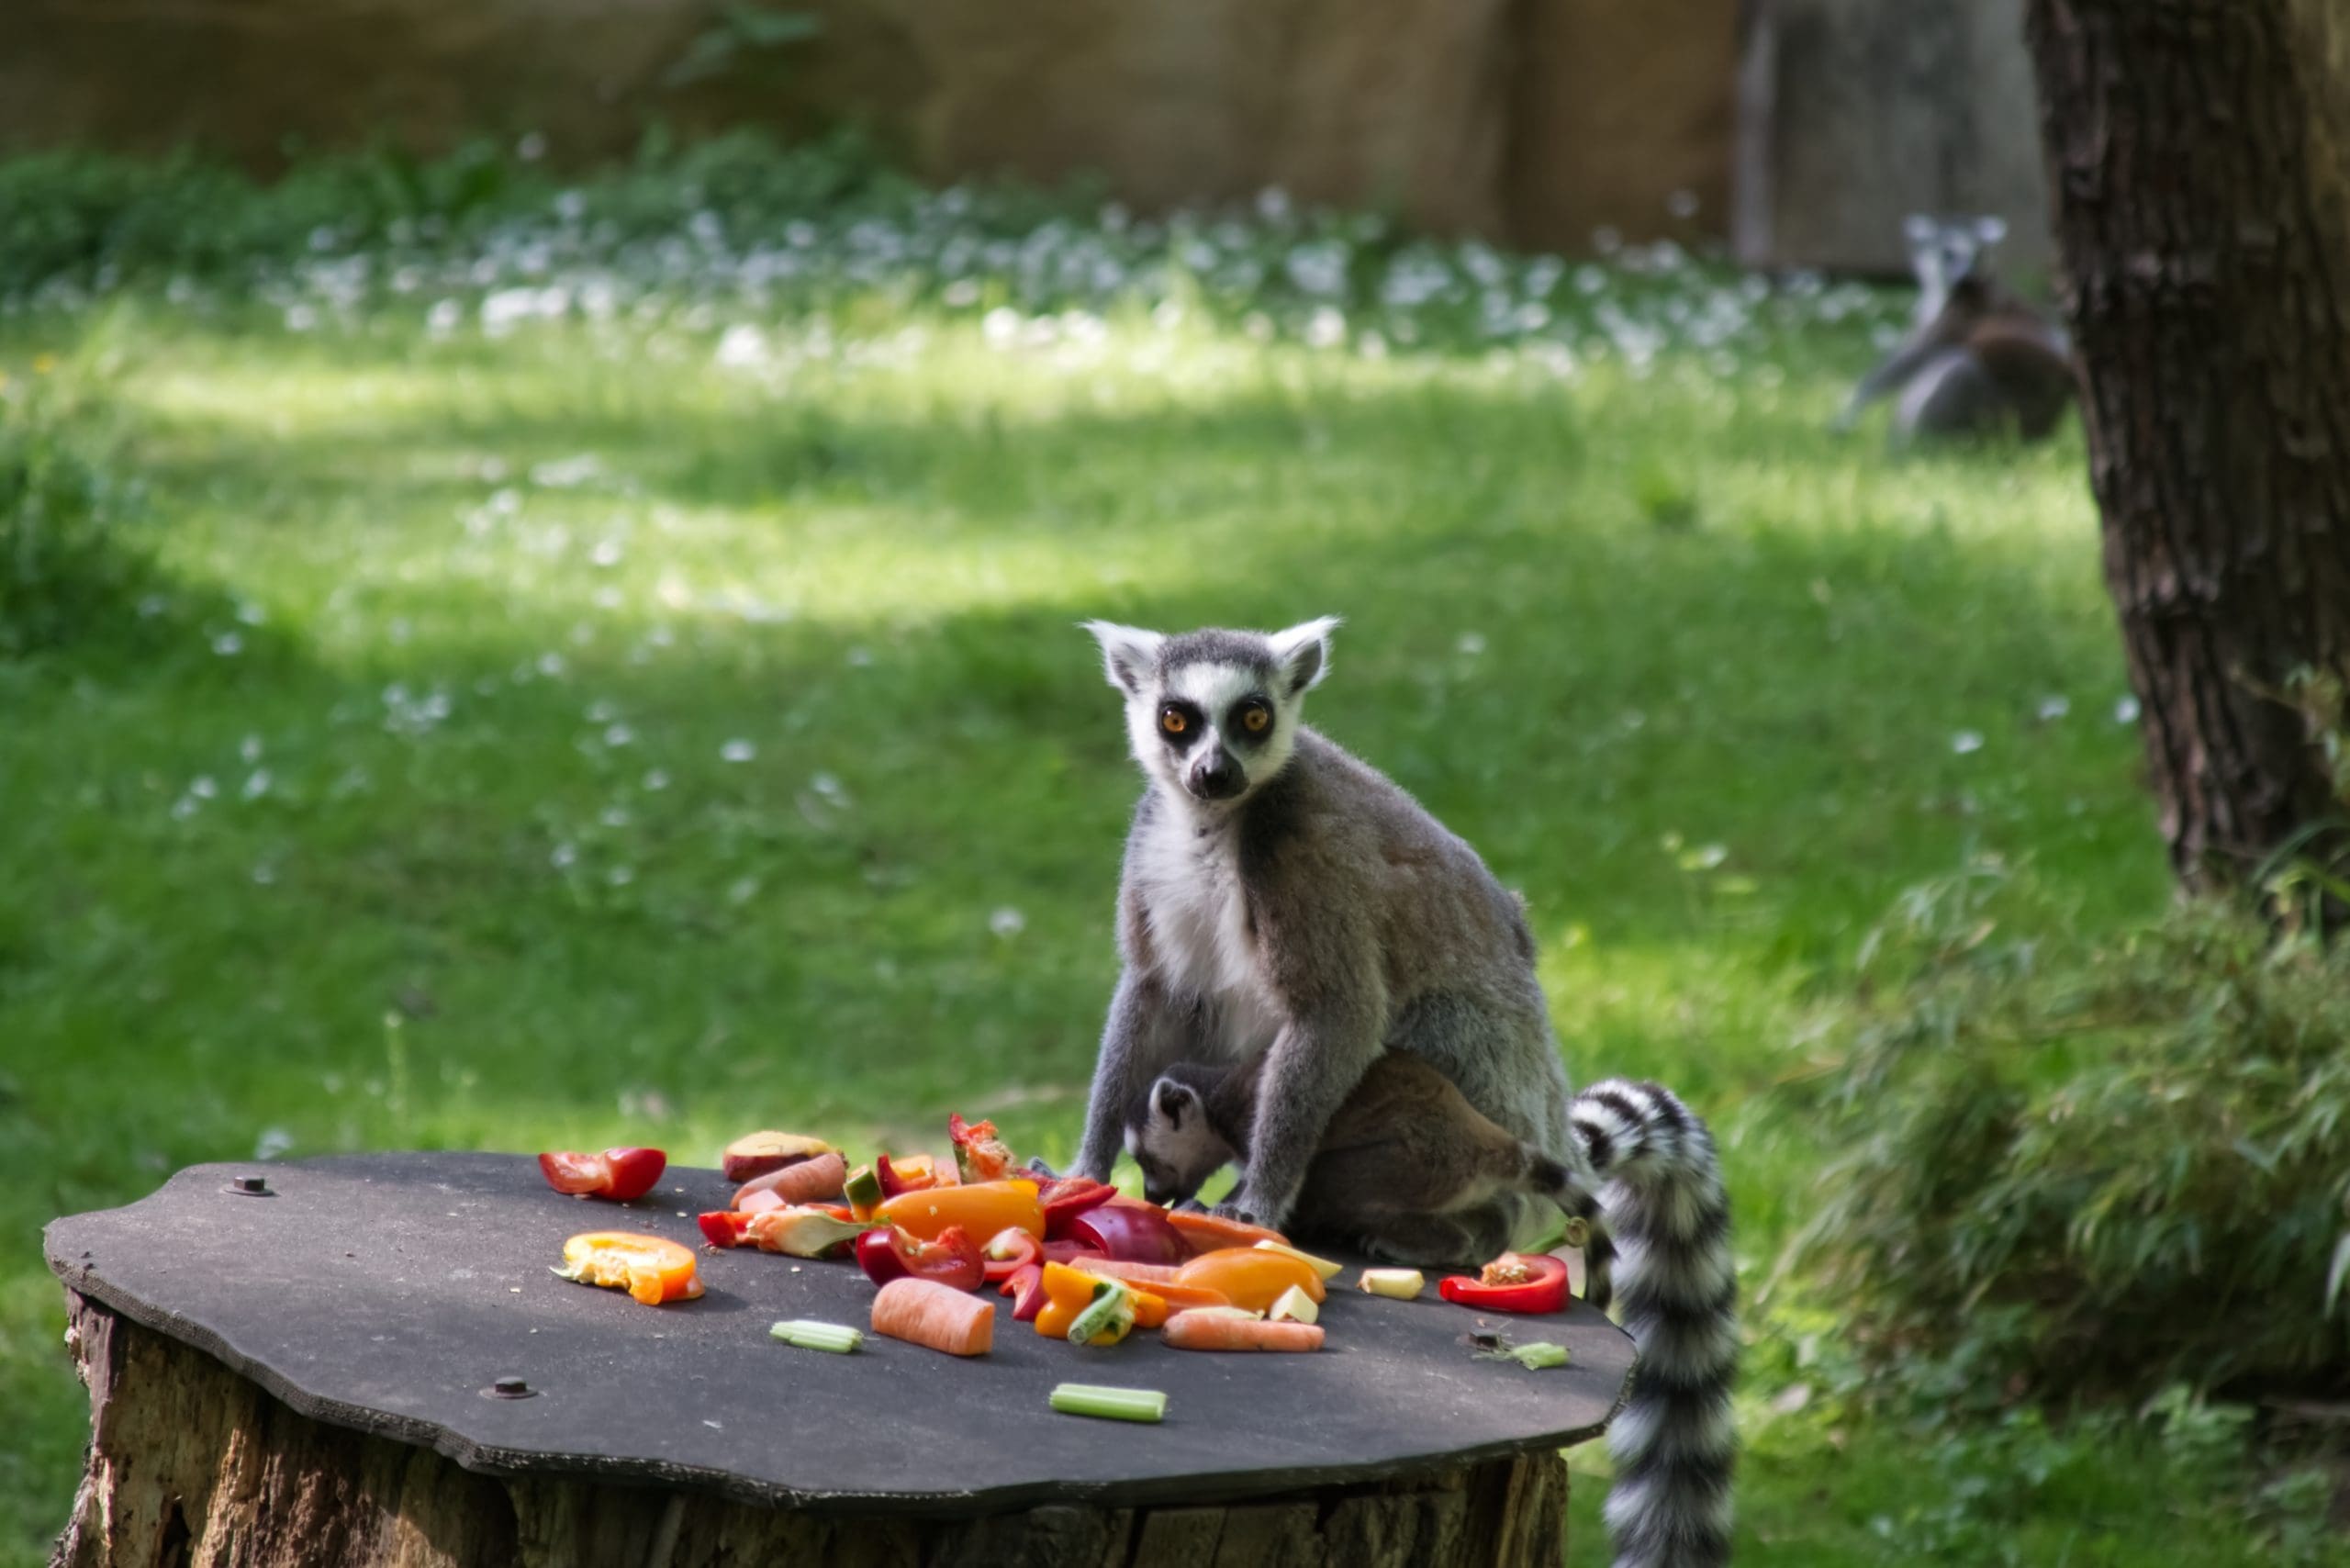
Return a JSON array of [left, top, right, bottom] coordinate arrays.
[[0, 288, 2249, 1565]]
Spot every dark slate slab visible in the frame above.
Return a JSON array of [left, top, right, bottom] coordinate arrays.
[[44, 1152, 1634, 1516]]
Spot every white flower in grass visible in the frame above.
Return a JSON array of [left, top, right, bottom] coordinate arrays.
[[1952, 731, 1985, 755], [2037, 695, 2071, 722], [721, 739, 756, 763], [2114, 696, 2142, 724], [990, 906, 1027, 938]]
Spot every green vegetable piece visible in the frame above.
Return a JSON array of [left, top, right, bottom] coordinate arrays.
[[1050, 1383, 1168, 1423], [769, 1319, 864, 1353], [843, 1164, 884, 1216], [1068, 1278, 1138, 1346], [1474, 1338, 1570, 1371], [759, 1208, 869, 1258]]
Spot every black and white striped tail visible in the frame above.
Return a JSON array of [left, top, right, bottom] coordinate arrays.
[[1566, 1079, 1738, 1568]]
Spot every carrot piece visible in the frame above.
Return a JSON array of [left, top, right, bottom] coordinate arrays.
[[1068, 1257, 1182, 1286], [1165, 1209, 1291, 1254], [1069, 1260, 1232, 1313], [734, 1150, 848, 1211], [870, 1277, 997, 1357], [1163, 1313, 1325, 1353], [1130, 1290, 1169, 1330]]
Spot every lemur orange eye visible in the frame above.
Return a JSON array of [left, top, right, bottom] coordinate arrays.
[[1160, 707, 1187, 735], [1242, 704, 1270, 734]]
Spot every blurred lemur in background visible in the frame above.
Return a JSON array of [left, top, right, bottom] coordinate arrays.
[[1071, 616, 1737, 1568], [1835, 214, 2076, 446]]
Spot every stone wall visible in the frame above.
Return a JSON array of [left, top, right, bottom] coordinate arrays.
[[0, 0, 1737, 251], [1734, 0, 2054, 277], [3, 0, 2059, 270]]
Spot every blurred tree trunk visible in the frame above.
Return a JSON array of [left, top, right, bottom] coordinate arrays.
[[2025, 0, 2350, 898]]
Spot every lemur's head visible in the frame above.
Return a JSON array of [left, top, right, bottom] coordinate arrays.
[[1081, 616, 1338, 809], [1123, 1075, 1234, 1207], [1902, 213, 2007, 318]]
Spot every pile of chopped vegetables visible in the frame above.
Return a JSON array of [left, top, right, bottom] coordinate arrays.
[[537, 1114, 1584, 1417]]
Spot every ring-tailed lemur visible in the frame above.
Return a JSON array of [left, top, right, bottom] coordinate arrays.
[[1834, 213, 2076, 446], [1125, 1048, 1585, 1270], [1072, 616, 1737, 1568]]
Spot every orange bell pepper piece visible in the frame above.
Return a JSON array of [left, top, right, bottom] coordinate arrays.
[[1176, 1247, 1326, 1314], [552, 1231, 702, 1305], [879, 1180, 1044, 1244], [1034, 1260, 1107, 1338]]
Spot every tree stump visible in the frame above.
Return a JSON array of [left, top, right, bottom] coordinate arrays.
[[45, 1155, 1633, 1568]]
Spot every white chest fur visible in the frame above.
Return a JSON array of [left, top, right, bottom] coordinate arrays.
[[1131, 805, 1282, 1058]]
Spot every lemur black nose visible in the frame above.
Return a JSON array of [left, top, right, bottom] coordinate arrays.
[[1189, 751, 1244, 801]]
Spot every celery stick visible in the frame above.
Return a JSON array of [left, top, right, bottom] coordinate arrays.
[[1510, 1341, 1570, 1371], [769, 1319, 864, 1353], [1050, 1383, 1168, 1423]]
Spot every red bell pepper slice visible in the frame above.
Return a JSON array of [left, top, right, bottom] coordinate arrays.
[[1437, 1251, 1571, 1314], [1038, 1177, 1117, 1239], [876, 1151, 946, 1199], [857, 1223, 984, 1292], [856, 1226, 909, 1284], [699, 1211, 752, 1249], [980, 1226, 1042, 1284], [538, 1147, 667, 1202], [947, 1114, 1019, 1183], [1001, 1261, 1048, 1322], [1066, 1198, 1189, 1263]]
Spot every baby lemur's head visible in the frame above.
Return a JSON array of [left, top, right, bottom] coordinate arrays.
[[1123, 1071, 1235, 1206], [1081, 617, 1337, 808]]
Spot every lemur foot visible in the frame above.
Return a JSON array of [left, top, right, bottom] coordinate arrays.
[[1024, 1155, 1060, 1180]]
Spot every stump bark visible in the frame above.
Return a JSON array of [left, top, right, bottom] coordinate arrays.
[[50, 1290, 1571, 1568]]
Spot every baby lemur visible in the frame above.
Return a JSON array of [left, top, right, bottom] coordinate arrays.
[[1835, 214, 2076, 446], [1073, 617, 1736, 1568], [1127, 1049, 1573, 1265]]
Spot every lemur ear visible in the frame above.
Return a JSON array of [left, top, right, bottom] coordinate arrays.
[[1975, 215, 2009, 246], [1902, 213, 1937, 245], [1081, 621, 1163, 695], [1153, 1079, 1196, 1128], [1268, 615, 1339, 697]]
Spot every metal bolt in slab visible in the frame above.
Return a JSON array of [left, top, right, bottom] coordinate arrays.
[[483, 1376, 537, 1400], [225, 1176, 274, 1197]]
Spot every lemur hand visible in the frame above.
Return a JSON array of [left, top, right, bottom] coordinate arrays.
[[1211, 1192, 1285, 1230]]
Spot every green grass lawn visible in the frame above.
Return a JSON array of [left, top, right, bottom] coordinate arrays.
[[0, 162, 2320, 1562]]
